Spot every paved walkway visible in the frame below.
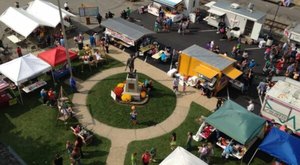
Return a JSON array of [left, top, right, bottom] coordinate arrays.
[[72, 46, 217, 165]]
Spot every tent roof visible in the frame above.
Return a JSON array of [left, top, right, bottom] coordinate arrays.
[[0, 54, 51, 85], [205, 100, 266, 144], [259, 127, 300, 165], [0, 7, 44, 37], [181, 44, 235, 71], [26, 0, 76, 27], [38, 46, 77, 67], [101, 17, 155, 41], [159, 146, 208, 165]]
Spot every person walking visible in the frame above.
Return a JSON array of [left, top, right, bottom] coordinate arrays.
[[131, 152, 137, 165], [89, 34, 96, 47], [186, 132, 193, 151], [104, 41, 109, 54], [96, 13, 102, 25], [74, 137, 84, 158], [40, 88, 48, 104], [16, 47, 22, 57], [141, 151, 151, 165], [173, 77, 179, 94], [170, 132, 177, 150], [70, 77, 78, 93], [130, 106, 137, 125]]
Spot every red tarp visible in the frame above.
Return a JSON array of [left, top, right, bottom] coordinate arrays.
[[38, 46, 77, 67]]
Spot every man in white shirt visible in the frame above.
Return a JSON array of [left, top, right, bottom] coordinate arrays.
[[247, 100, 254, 112]]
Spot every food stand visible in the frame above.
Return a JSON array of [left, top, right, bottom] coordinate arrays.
[[204, 100, 266, 159], [147, 0, 199, 22], [101, 18, 154, 48], [204, 1, 266, 41], [177, 44, 242, 96]]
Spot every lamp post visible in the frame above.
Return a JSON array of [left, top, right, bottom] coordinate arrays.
[[269, 1, 281, 37], [56, 0, 73, 78]]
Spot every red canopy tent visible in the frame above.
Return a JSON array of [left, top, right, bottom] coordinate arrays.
[[38, 46, 77, 67]]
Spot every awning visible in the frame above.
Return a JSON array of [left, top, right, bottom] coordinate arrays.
[[222, 66, 242, 80], [208, 9, 225, 16], [154, 0, 182, 8], [194, 65, 218, 79]]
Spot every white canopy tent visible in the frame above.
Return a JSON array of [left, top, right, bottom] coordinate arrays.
[[159, 146, 208, 165], [26, 0, 76, 27], [0, 7, 46, 38], [0, 54, 51, 104]]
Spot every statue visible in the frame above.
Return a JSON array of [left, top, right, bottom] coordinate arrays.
[[125, 54, 138, 73]]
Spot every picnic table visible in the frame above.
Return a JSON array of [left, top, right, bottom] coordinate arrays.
[[139, 44, 153, 53], [151, 50, 164, 59], [22, 80, 47, 93], [216, 141, 245, 159]]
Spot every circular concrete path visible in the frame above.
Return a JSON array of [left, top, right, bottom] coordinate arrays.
[[72, 47, 217, 165]]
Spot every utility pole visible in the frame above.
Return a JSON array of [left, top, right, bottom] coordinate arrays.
[[56, 0, 73, 78]]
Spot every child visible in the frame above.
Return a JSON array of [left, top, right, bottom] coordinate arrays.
[[130, 106, 137, 125]]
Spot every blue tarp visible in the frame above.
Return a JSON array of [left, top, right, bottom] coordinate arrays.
[[259, 128, 300, 165]]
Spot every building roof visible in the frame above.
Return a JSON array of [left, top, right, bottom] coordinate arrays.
[[181, 44, 234, 70], [212, 1, 266, 21], [291, 24, 300, 34], [101, 18, 154, 41]]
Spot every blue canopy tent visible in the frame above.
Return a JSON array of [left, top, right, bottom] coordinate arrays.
[[248, 127, 300, 165]]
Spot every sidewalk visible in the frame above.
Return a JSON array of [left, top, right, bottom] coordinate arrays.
[[72, 46, 217, 165]]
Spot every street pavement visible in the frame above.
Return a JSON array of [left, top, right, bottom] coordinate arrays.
[[72, 45, 217, 165]]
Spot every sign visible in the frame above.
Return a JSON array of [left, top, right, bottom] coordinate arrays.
[[78, 7, 99, 17], [111, 90, 116, 101], [105, 29, 135, 46]]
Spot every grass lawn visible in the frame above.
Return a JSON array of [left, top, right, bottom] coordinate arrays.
[[0, 55, 123, 164], [87, 73, 176, 129], [125, 102, 273, 165]]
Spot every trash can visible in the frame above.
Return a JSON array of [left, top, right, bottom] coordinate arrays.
[[85, 17, 91, 25]]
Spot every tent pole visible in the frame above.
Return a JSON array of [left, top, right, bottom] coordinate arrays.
[[227, 87, 230, 100], [247, 148, 258, 165], [51, 69, 56, 85], [18, 86, 23, 104]]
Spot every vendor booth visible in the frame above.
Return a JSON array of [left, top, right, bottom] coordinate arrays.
[[204, 1, 266, 41], [159, 146, 208, 165], [101, 18, 154, 48], [0, 79, 17, 108], [194, 100, 266, 159], [178, 44, 242, 96], [284, 23, 300, 45], [249, 127, 300, 165], [0, 0, 76, 42], [38, 46, 77, 80], [0, 54, 51, 103], [147, 0, 199, 22]]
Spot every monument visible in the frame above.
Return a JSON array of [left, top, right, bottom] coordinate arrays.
[[123, 54, 141, 101]]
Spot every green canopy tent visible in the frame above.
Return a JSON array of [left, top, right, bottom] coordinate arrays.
[[205, 100, 266, 145]]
